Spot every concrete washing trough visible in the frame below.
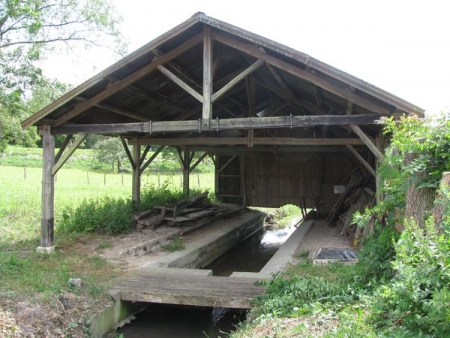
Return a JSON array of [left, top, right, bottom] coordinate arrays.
[[89, 211, 314, 337]]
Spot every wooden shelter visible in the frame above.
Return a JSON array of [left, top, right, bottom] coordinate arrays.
[[22, 13, 424, 252]]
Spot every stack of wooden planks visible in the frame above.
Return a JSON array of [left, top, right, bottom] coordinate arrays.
[[134, 192, 229, 230]]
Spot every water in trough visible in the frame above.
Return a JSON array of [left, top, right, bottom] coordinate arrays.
[[116, 225, 297, 337]]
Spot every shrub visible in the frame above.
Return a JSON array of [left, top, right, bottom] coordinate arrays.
[[371, 217, 450, 336], [60, 196, 133, 235]]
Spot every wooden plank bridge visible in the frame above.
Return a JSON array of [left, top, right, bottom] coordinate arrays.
[[109, 268, 267, 309]]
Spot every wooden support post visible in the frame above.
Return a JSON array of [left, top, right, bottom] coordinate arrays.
[[375, 134, 384, 203], [240, 156, 247, 206], [202, 27, 213, 129], [214, 154, 220, 201], [183, 148, 190, 194], [132, 141, 141, 208], [38, 125, 55, 253]]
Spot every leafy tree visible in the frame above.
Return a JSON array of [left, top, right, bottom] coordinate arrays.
[[93, 137, 127, 172], [0, 0, 126, 152]]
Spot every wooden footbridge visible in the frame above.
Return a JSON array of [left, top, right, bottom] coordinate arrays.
[[109, 268, 267, 309]]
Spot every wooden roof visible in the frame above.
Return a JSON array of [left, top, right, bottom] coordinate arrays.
[[22, 12, 424, 153]]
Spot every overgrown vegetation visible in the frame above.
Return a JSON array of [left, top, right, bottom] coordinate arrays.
[[233, 113, 450, 337]]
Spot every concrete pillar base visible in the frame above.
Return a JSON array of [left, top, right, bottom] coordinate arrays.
[[36, 246, 55, 254]]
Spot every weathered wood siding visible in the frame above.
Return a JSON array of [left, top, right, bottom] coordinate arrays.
[[218, 153, 356, 209]]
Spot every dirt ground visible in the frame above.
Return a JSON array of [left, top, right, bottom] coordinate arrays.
[[295, 219, 353, 254]]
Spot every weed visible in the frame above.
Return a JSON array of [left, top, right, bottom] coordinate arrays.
[[96, 240, 113, 250], [161, 237, 185, 252]]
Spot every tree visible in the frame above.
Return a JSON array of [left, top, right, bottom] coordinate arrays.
[[0, 0, 126, 152], [93, 137, 127, 172]]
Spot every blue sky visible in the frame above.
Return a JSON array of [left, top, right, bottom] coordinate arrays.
[[41, 0, 450, 115]]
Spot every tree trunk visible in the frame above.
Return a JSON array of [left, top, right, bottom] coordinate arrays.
[[117, 158, 123, 172], [404, 153, 435, 228], [432, 172, 450, 228]]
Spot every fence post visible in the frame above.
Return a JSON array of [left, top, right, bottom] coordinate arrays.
[[87, 171, 90, 184], [104, 173, 106, 185]]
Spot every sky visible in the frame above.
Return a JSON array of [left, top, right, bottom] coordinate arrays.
[[41, 0, 450, 115]]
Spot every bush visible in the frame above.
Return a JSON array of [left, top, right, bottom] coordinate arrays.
[[60, 196, 133, 235], [371, 217, 450, 336]]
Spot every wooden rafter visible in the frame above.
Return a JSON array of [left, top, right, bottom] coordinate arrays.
[[257, 81, 325, 115], [346, 145, 376, 177], [311, 85, 324, 107], [211, 59, 264, 103], [157, 65, 203, 102], [350, 125, 385, 160], [54, 33, 204, 126], [211, 31, 391, 115]]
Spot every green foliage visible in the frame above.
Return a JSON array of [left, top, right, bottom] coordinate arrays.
[[93, 137, 128, 172], [161, 237, 185, 252], [59, 196, 134, 235], [370, 218, 450, 336], [0, 0, 126, 153], [355, 224, 399, 284], [139, 182, 186, 211]]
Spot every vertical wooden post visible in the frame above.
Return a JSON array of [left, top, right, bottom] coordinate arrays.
[[132, 141, 141, 208], [240, 156, 247, 206], [214, 154, 219, 201], [375, 134, 384, 203], [183, 148, 190, 194], [202, 27, 213, 130], [38, 125, 55, 253]]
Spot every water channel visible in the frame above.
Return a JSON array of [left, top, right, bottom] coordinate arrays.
[[116, 224, 297, 338]]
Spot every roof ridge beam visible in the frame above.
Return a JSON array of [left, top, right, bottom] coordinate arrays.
[[54, 33, 204, 126]]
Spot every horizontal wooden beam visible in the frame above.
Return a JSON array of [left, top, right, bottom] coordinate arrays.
[[136, 137, 367, 146], [54, 33, 203, 126], [211, 31, 391, 115], [53, 114, 382, 135], [187, 145, 365, 155]]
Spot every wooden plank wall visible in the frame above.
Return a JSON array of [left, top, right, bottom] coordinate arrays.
[[218, 153, 356, 209], [217, 155, 242, 205]]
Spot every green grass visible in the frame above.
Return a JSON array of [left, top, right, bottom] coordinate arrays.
[[161, 236, 185, 252]]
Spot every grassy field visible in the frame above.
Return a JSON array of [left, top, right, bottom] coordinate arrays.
[[0, 165, 214, 245]]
